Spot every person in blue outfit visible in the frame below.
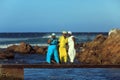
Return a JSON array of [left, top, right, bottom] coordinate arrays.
[[46, 33, 59, 64]]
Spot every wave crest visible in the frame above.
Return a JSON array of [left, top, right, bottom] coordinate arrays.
[[0, 43, 48, 48]]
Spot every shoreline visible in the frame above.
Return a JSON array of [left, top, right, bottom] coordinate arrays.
[[1, 29, 120, 65]]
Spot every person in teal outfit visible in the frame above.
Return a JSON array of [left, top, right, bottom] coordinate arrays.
[[46, 33, 59, 64]]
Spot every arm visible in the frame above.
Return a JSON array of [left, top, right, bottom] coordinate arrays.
[[72, 36, 76, 48], [47, 39, 51, 44]]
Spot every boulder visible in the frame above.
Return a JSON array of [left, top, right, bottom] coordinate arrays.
[[6, 42, 47, 54], [108, 28, 120, 37], [6, 45, 18, 52], [14, 42, 33, 54], [6, 42, 34, 54], [78, 28, 120, 64]]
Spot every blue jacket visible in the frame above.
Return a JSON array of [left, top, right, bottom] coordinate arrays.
[[50, 38, 58, 45]]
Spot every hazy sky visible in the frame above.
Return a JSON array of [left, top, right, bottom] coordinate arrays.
[[0, 0, 120, 32]]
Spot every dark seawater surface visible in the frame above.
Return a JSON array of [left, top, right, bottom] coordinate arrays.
[[24, 68, 120, 80]]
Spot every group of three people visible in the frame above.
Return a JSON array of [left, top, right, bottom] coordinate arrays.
[[46, 31, 76, 64]]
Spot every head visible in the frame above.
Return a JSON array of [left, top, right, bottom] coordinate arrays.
[[62, 31, 67, 37], [68, 31, 72, 36], [51, 33, 56, 39]]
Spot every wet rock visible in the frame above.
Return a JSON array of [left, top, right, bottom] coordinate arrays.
[[6, 42, 34, 54], [6, 45, 18, 52], [33, 46, 47, 54], [6, 42, 47, 54], [14, 42, 33, 54], [78, 29, 120, 64], [0, 50, 14, 59]]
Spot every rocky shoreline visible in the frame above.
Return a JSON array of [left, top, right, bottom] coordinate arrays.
[[0, 41, 82, 60], [1, 29, 120, 65], [77, 29, 120, 64], [0, 42, 47, 59]]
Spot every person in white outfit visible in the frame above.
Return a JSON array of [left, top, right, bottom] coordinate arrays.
[[67, 31, 76, 63]]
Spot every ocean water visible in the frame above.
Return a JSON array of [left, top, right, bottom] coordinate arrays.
[[0, 32, 107, 48], [1, 32, 119, 80], [24, 68, 120, 80]]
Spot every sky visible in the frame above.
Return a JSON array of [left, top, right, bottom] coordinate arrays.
[[0, 0, 120, 32]]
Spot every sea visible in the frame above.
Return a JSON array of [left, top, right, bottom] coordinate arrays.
[[0, 32, 120, 80]]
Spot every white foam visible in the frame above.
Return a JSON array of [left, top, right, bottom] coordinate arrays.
[[0, 43, 48, 49], [0, 38, 29, 42], [0, 43, 20, 48], [42, 35, 60, 38], [42, 35, 51, 38], [31, 44, 48, 47]]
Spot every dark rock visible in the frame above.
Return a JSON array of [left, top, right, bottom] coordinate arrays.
[[6, 45, 18, 52], [0, 50, 14, 59], [33, 46, 47, 54], [6, 42, 47, 54], [14, 42, 33, 54]]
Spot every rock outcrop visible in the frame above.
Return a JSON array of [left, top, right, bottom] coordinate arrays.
[[78, 29, 120, 64], [0, 42, 47, 59], [14, 42, 33, 54], [6, 42, 47, 54]]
